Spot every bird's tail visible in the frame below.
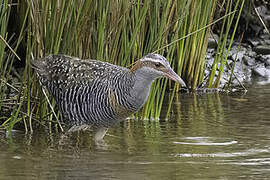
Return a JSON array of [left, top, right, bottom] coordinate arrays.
[[31, 59, 48, 77]]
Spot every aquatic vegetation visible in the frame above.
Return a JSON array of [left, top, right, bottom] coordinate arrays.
[[0, 0, 244, 131]]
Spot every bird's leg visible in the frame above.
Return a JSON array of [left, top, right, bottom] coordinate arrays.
[[94, 127, 108, 142]]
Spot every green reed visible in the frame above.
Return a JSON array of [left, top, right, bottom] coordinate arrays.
[[0, 1, 25, 131], [0, 0, 10, 112], [0, 0, 244, 131], [208, 0, 245, 88]]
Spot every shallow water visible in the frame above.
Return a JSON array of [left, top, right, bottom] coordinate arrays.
[[1, 84, 270, 179]]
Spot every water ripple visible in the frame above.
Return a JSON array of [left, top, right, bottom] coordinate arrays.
[[173, 136, 237, 146], [173, 141, 238, 146], [173, 148, 270, 158]]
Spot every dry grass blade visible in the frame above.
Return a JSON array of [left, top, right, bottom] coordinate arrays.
[[253, 3, 270, 34], [0, 35, 21, 61]]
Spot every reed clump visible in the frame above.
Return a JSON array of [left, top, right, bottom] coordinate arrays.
[[0, 0, 244, 131]]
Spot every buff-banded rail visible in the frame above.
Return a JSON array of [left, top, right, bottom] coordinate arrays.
[[32, 53, 186, 141]]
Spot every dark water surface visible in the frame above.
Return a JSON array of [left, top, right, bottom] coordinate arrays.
[[1, 84, 270, 180]]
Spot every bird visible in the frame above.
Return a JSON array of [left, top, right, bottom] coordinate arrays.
[[31, 53, 186, 141]]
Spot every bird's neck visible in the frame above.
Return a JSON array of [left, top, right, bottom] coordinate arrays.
[[128, 67, 158, 109]]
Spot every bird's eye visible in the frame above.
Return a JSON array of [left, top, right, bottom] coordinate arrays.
[[155, 62, 162, 68]]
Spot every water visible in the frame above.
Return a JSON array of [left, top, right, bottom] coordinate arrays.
[[1, 84, 270, 179]]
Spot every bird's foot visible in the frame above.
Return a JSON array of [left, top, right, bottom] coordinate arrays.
[[93, 127, 108, 142]]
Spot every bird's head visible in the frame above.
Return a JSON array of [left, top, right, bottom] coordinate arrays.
[[130, 53, 186, 87]]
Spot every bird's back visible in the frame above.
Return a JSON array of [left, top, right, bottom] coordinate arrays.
[[32, 55, 136, 128]]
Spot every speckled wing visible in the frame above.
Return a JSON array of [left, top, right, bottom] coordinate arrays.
[[32, 54, 123, 88]]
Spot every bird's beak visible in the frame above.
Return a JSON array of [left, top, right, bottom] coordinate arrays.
[[164, 68, 186, 87]]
